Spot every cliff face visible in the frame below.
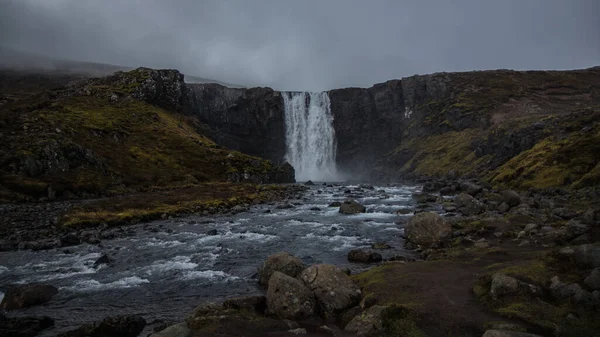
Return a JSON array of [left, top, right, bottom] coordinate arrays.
[[189, 84, 286, 163], [331, 68, 600, 188]]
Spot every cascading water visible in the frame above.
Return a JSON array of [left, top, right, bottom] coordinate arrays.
[[283, 92, 340, 182]]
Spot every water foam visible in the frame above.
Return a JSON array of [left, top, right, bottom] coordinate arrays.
[[65, 276, 150, 292], [182, 270, 239, 282]]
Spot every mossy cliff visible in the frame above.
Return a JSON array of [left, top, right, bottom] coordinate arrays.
[[0, 68, 294, 202], [328, 67, 600, 189]]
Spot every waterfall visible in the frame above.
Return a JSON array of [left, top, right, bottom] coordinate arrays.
[[283, 92, 340, 182]]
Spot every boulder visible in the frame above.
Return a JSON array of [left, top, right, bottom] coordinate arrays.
[[552, 208, 578, 220], [404, 212, 451, 247], [483, 330, 543, 337], [344, 305, 387, 336], [371, 242, 392, 249], [266, 272, 316, 320], [328, 201, 342, 207], [347, 249, 383, 263], [58, 315, 146, 337], [490, 274, 519, 300], [60, 233, 81, 247], [299, 264, 361, 318], [574, 244, 600, 268], [0, 315, 54, 337], [582, 208, 600, 226], [304, 180, 314, 186], [257, 252, 306, 286], [395, 208, 412, 215], [459, 181, 483, 196], [584, 268, 600, 291], [149, 323, 190, 337], [93, 253, 113, 268], [412, 193, 437, 204], [454, 193, 486, 216], [1, 284, 58, 310], [223, 296, 266, 313], [339, 200, 366, 214], [502, 190, 521, 207]]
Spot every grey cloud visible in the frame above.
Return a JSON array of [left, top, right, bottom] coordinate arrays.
[[1, 0, 599, 91]]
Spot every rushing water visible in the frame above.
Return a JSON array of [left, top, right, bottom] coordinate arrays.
[[283, 92, 340, 182], [0, 184, 427, 335]]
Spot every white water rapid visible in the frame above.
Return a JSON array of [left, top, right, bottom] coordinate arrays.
[[283, 92, 340, 182]]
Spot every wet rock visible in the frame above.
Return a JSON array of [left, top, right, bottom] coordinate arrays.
[[58, 315, 146, 337], [371, 242, 392, 249], [231, 205, 246, 213], [502, 190, 521, 207], [413, 193, 437, 203], [304, 180, 315, 186], [454, 193, 486, 216], [395, 208, 412, 215], [93, 253, 113, 268], [490, 274, 519, 300], [344, 305, 387, 336], [309, 207, 321, 211], [1, 284, 58, 310], [483, 330, 543, 337], [347, 249, 383, 263], [276, 203, 295, 209], [328, 201, 342, 207], [60, 232, 81, 247], [459, 181, 483, 196], [266, 272, 316, 320], [0, 315, 54, 337], [339, 200, 366, 214], [149, 322, 190, 337], [223, 295, 267, 313], [299, 264, 361, 318], [205, 229, 218, 236], [584, 268, 600, 291], [574, 244, 600, 268], [258, 252, 306, 286], [442, 202, 457, 213], [404, 212, 451, 247]]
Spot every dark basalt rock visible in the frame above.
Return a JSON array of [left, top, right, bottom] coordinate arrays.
[[1, 284, 58, 310]]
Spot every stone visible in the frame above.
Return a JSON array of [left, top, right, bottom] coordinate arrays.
[[223, 295, 267, 313], [347, 249, 383, 263], [502, 190, 522, 207], [344, 305, 387, 336], [552, 208, 578, 220], [304, 180, 315, 186], [266, 272, 316, 320], [523, 223, 538, 232], [339, 200, 366, 214], [288, 328, 307, 335], [459, 181, 483, 196], [483, 330, 543, 337], [497, 202, 511, 213], [1, 284, 58, 310], [574, 244, 600, 268], [328, 201, 342, 207], [257, 252, 306, 286], [490, 274, 519, 299], [58, 315, 146, 337], [93, 253, 113, 268], [474, 241, 490, 249], [517, 240, 530, 247], [404, 212, 451, 247], [584, 268, 600, 291], [413, 193, 437, 203], [371, 242, 392, 249], [0, 315, 54, 337], [149, 323, 190, 337], [395, 208, 412, 215], [299, 264, 361, 318], [582, 208, 600, 226], [442, 202, 457, 212], [205, 229, 218, 236], [454, 193, 486, 216], [60, 232, 81, 247]]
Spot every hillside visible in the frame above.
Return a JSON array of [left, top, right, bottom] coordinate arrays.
[[0, 68, 292, 202]]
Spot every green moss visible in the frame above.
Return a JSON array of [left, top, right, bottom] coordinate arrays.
[[382, 306, 426, 337]]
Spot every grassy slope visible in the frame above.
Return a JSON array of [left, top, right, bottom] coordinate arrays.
[[389, 68, 600, 189], [0, 68, 276, 202]]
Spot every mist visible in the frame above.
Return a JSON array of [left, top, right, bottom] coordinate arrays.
[[1, 0, 599, 91]]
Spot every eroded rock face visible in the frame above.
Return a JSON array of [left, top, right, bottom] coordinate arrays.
[[257, 252, 306, 286], [404, 212, 451, 247], [1, 284, 58, 310], [266, 272, 316, 320], [298, 264, 361, 318]]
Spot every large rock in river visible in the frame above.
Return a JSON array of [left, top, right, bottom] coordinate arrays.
[[404, 212, 451, 247], [339, 200, 366, 214], [454, 193, 486, 216], [298, 264, 361, 318], [266, 272, 316, 320], [1, 284, 58, 310], [257, 252, 306, 286]]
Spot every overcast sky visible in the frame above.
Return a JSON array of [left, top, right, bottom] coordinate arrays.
[[1, 0, 599, 91]]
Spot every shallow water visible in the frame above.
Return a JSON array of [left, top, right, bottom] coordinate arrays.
[[0, 183, 426, 335]]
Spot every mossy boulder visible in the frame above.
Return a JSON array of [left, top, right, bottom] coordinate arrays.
[[266, 272, 315, 320], [257, 252, 306, 286], [404, 212, 451, 247]]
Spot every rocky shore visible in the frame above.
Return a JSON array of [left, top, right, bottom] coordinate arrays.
[[2, 179, 598, 337]]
